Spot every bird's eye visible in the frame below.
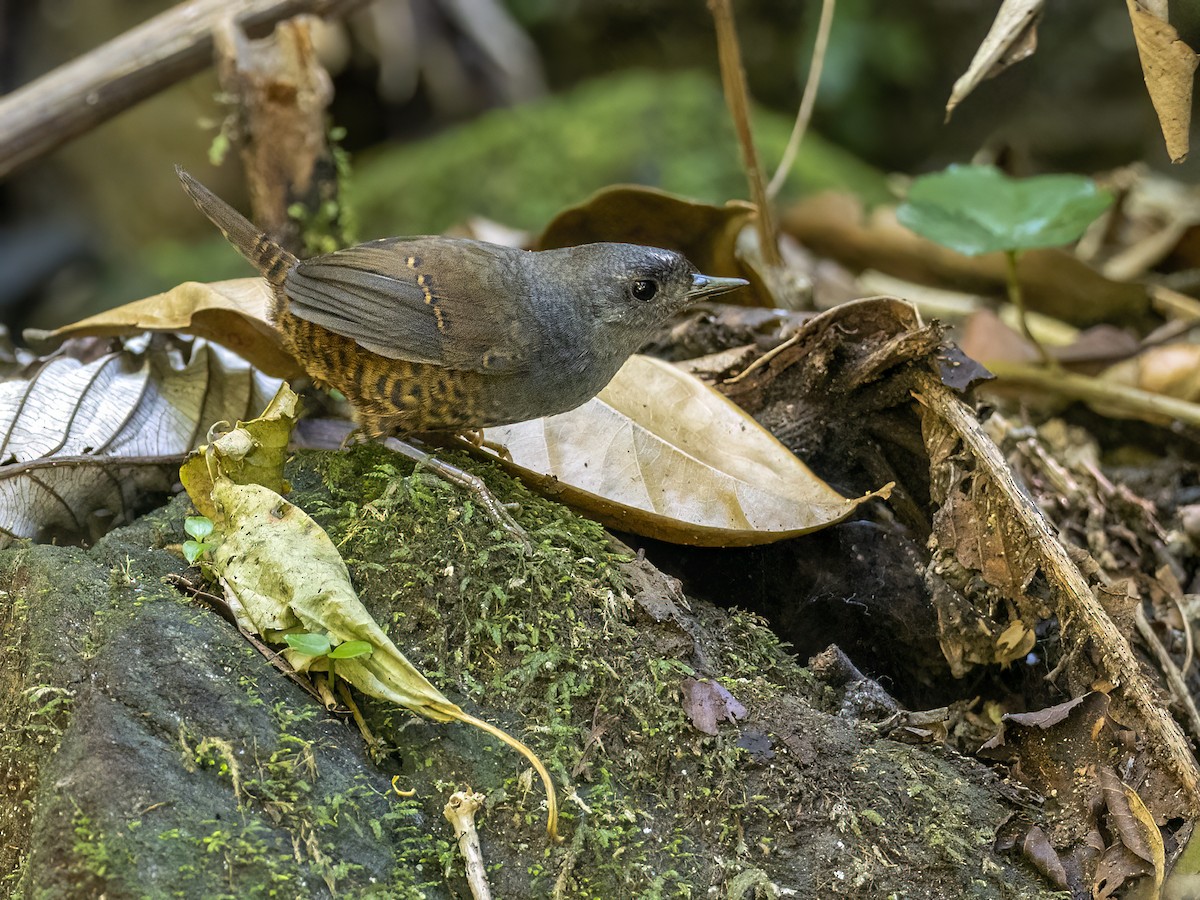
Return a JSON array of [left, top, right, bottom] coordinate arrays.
[[631, 279, 658, 302]]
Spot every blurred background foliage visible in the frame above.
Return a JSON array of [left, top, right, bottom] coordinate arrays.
[[1, 0, 1197, 330]]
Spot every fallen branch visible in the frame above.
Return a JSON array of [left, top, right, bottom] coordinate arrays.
[[0, 0, 368, 179], [915, 370, 1200, 811]]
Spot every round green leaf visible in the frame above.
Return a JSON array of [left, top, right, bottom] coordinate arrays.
[[285, 632, 332, 657], [182, 540, 205, 564], [896, 165, 1112, 256], [184, 515, 214, 540], [328, 640, 373, 660]]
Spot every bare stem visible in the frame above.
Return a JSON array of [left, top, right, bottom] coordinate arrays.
[[452, 709, 560, 842], [767, 0, 837, 199], [708, 0, 781, 267], [1004, 249, 1057, 370]]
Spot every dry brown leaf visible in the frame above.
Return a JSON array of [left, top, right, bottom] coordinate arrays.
[[536, 185, 764, 304], [0, 335, 281, 547], [1096, 766, 1160, 896], [946, 0, 1044, 121], [484, 354, 889, 546], [45, 278, 303, 379], [1126, 0, 1198, 163], [1021, 825, 1069, 889]]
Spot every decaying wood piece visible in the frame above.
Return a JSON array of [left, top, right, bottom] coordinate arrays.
[[0, 0, 367, 180], [212, 14, 336, 253], [914, 369, 1200, 812]]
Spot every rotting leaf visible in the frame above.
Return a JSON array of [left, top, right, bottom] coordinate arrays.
[[483, 354, 890, 546], [208, 477, 462, 710], [681, 677, 747, 735], [946, 0, 1043, 121], [0, 335, 280, 548], [179, 384, 297, 521], [42, 278, 303, 379], [981, 693, 1111, 837]]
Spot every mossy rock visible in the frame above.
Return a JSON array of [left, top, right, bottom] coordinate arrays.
[[347, 68, 890, 239], [1, 444, 1056, 898]]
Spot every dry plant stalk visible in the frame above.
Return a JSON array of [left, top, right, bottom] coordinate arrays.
[[767, 0, 836, 199], [707, 0, 781, 267], [444, 790, 492, 900]]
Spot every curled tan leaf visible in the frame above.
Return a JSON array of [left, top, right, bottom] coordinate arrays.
[[1126, 0, 1198, 163], [536, 185, 762, 304], [484, 354, 889, 546], [46, 278, 303, 379], [946, 0, 1043, 121]]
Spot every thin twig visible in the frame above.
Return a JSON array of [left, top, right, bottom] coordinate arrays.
[[1135, 604, 1200, 748], [707, 0, 782, 267], [0, 0, 370, 180], [767, 0, 836, 199], [985, 361, 1200, 430]]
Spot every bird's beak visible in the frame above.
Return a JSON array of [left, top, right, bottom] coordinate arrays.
[[688, 273, 749, 299]]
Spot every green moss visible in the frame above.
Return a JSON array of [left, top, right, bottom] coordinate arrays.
[[348, 69, 890, 238], [3, 447, 1057, 897], [284, 443, 819, 896]]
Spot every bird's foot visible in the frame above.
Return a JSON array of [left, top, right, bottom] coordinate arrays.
[[381, 437, 532, 554]]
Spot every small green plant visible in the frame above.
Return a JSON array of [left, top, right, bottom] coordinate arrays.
[[896, 164, 1112, 366], [284, 632, 373, 690], [182, 515, 218, 563]]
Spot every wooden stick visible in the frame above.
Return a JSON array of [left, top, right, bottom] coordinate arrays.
[[707, 0, 781, 267], [0, 0, 368, 180], [915, 371, 1200, 812], [444, 791, 492, 900]]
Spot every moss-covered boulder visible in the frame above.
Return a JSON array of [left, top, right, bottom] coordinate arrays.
[[1, 445, 1055, 898]]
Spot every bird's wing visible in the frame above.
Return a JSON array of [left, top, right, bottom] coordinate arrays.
[[284, 238, 535, 373]]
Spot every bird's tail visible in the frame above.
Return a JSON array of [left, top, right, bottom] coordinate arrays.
[[175, 165, 297, 287]]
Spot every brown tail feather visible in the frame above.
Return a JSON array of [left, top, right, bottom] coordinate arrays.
[[175, 166, 297, 288]]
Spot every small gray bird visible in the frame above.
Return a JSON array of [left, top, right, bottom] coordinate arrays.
[[177, 167, 747, 435]]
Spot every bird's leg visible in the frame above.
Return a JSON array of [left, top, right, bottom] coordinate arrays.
[[381, 436, 531, 552]]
